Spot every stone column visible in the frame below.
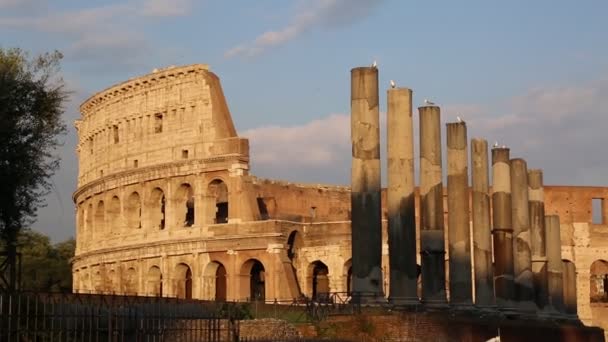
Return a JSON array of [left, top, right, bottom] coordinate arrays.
[[387, 87, 418, 304], [491, 147, 515, 308], [545, 215, 564, 313], [563, 260, 578, 317], [528, 169, 548, 309], [510, 158, 536, 310], [419, 105, 447, 307], [350, 66, 383, 302], [471, 139, 494, 308], [446, 122, 472, 306]]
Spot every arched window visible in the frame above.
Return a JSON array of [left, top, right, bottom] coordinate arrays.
[[126, 192, 142, 229], [203, 261, 227, 301], [241, 259, 265, 301], [146, 266, 163, 297], [86, 203, 93, 235], [107, 196, 121, 234], [208, 180, 228, 224], [309, 261, 329, 301], [175, 263, 193, 299], [149, 188, 166, 230], [590, 260, 608, 303], [124, 267, 137, 295], [176, 184, 195, 227], [94, 201, 105, 237]]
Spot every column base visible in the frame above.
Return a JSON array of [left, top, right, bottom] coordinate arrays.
[[388, 296, 420, 306]]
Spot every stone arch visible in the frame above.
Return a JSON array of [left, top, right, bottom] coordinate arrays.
[[94, 201, 105, 236], [85, 203, 93, 235], [124, 267, 137, 295], [125, 192, 142, 229], [107, 196, 121, 234], [240, 259, 265, 301], [175, 263, 193, 299], [562, 259, 577, 315], [590, 259, 608, 302], [208, 179, 228, 224], [175, 183, 195, 227], [308, 261, 330, 301], [108, 269, 117, 294], [148, 187, 166, 230], [344, 259, 353, 295], [77, 205, 84, 236], [146, 266, 163, 297], [203, 261, 227, 301]]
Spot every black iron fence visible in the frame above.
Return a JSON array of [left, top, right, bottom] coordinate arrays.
[[0, 292, 237, 341], [0, 292, 369, 341]]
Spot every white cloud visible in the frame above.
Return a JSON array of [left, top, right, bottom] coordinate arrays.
[[243, 113, 350, 166], [225, 0, 385, 58], [141, 0, 193, 17]]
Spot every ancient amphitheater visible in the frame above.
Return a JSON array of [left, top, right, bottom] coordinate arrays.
[[72, 64, 608, 333]]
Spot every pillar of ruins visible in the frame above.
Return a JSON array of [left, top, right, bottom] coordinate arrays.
[[419, 105, 447, 307], [491, 147, 515, 308], [350, 66, 384, 302], [563, 260, 578, 317], [545, 215, 564, 314], [510, 158, 536, 310], [528, 169, 548, 310], [387, 87, 418, 304], [446, 122, 472, 306], [471, 139, 494, 308]]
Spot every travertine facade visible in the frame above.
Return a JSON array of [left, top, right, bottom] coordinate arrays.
[[73, 64, 608, 333]]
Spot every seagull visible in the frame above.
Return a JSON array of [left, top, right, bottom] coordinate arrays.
[[390, 80, 396, 88], [372, 60, 377, 68], [424, 99, 435, 105], [493, 141, 499, 148], [457, 115, 463, 123], [501, 145, 506, 148]]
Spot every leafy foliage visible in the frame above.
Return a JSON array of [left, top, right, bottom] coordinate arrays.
[[0, 48, 67, 241]]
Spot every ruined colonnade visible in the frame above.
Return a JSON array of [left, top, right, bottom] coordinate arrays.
[[350, 65, 574, 317]]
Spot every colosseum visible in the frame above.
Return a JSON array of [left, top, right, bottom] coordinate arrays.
[[72, 64, 608, 332]]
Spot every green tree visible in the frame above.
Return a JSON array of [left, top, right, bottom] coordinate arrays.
[[0, 48, 67, 290]]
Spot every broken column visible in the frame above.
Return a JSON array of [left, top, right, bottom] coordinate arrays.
[[471, 139, 494, 308], [528, 169, 548, 309], [491, 147, 515, 308], [510, 158, 536, 310], [545, 215, 564, 314], [419, 105, 447, 307], [446, 122, 472, 306], [563, 260, 578, 317], [350, 66, 383, 302], [387, 87, 418, 304]]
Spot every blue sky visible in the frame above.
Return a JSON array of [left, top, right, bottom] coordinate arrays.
[[1, 0, 607, 241]]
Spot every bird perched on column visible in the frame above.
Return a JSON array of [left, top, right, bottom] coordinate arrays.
[[390, 80, 396, 88], [424, 99, 435, 105], [371, 60, 377, 68]]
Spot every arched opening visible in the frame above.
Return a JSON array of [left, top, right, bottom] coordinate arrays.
[[208, 180, 228, 224], [107, 196, 121, 234], [108, 270, 116, 294], [124, 267, 137, 295], [241, 259, 265, 301], [562, 260, 577, 315], [94, 201, 105, 237], [590, 260, 608, 303], [149, 188, 166, 230], [146, 266, 163, 297], [309, 261, 330, 301], [286, 231, 303, 295], [176, 184, 195, 227], [344, 259, 353, 296], [203, 261, 227, 301], [86, 203, 93, 236], [175, 263, 193, 299], [126, 192, 142, 229], [77, 205, 84, 236]]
